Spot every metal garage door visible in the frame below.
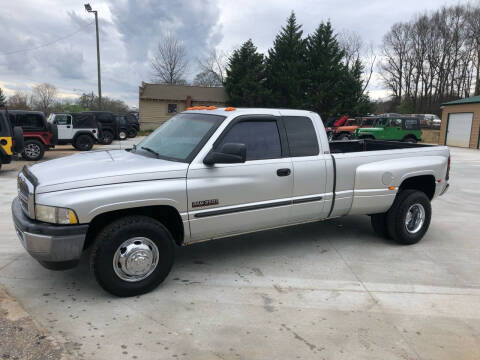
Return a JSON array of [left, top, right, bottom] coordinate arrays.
[[447, 113, 473, 147]]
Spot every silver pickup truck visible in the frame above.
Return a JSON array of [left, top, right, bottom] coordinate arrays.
[[12, 108, 450, 296]]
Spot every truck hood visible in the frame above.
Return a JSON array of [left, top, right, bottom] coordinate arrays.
[[29, 149, 189, 194]]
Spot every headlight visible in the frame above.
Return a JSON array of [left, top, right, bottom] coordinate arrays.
[[35, 204, 78, 224]]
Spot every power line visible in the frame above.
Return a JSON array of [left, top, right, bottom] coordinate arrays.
[[0, 20, 95, 56]]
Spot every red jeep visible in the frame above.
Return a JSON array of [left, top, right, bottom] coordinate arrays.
[[8, 110, 57, 161]]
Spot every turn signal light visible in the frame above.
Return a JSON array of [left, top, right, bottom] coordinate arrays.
[[388, 186, 396, 190], [225, 107, 236, 111]]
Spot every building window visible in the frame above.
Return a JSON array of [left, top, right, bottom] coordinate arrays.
[[168, 104, 177, 114]]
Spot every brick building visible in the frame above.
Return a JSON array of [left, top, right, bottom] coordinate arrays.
[[138, 82, 228, 130], [440, 95, 480, 148]]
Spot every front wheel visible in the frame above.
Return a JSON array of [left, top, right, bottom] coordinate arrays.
[[386, 190, 431, 245], [22, 139, 45, 161], [90, 215, 174, 297], [118, 129, 128, 140]]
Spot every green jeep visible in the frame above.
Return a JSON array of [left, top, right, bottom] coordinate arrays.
[[354, 117, 421, 143]]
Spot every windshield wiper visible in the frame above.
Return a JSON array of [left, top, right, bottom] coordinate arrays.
[[140, 146, 160, 158]]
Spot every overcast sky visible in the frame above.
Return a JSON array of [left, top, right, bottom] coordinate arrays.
[[0, 0, 471, 107]]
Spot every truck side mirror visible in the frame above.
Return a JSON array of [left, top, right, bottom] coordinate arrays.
[[203, 143, 246, 165]]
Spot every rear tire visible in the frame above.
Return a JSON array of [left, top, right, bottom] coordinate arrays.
[[370, 213, 391, 238], [127, 128, 138, 138], [100, 130, 114, 145], [74, 135, 94, 151], [22, 139, 44, 161], [90, 215, 175, 297], [403, 136, 417, 144], [386, 190, 431, 245]]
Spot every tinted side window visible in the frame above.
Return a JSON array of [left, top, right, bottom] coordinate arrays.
[[96, 113, 113, 122], [283, 116, 319, 157], [16, 113, 44, 130], [218, 120, 281, 161], [390, 118, 402, 127], [55, 114, 71, 125], [404, 119, 419, 130]]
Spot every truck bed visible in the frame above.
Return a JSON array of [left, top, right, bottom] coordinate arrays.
[[329, 139, 432, 154]]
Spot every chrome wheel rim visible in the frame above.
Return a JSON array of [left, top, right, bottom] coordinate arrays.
[[24, 143, 40, 158], [113, 237, 159, 282], [405, 203, 425, 234], [119, 131, 127, 140]]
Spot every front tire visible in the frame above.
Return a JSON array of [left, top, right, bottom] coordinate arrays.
[[90, 215, 175, 297], [119, 129, 128, 140], [338, 133, 351, 141], [22, 139, 45, 161], [386, 190, 431, 245]]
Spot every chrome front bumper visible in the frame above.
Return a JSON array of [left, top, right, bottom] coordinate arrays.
[[12, 197, 88, 270]]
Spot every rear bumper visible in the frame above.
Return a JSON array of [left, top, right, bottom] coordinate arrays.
[[12, 197, 89, 270]]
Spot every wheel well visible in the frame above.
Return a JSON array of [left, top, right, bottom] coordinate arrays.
[[84, 205, 184, 249], [24, 137, 45, 145], [402, 134, 417, 140], [399, 175, 435, 200]]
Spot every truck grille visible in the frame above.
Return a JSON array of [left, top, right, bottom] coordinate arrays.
[[17, 172, 33, 218]]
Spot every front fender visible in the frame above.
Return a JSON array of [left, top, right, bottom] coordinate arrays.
[[34, 179, 188, 224]]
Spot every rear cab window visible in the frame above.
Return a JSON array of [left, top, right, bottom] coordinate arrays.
[[282, 116, 319, 157]]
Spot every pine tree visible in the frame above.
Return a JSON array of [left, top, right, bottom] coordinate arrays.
[[265, 11, 307, 108], [225, 39, 269, 107], [0, 87, 6, 108], [305, 21, 347, 118], [305, 22, 372, 118]]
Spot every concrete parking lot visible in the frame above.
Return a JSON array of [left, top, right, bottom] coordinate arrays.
[[0, 145, 479, 359]]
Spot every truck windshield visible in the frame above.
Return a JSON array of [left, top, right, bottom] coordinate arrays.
[[135, 113, 224, 162]]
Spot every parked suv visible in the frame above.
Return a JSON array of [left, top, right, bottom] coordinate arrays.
[[331, 116, 377, 141], [354, 117, 421, 143], [48, 113, 99, 151], [115, 113, 139, 139], [0, 111, 24, 170], [6, 110, 57, 161]]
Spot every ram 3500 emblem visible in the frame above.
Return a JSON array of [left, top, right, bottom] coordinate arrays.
[[192, 199, 219, 208]]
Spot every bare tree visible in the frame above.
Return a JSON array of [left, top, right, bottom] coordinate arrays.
[[339, 30, 362, 68], [197, 49, 227, 85], [151, 33, 189, 84], [7, 91, 30, 110], [339, 30, 377, 95], [193, 70, 222, 87], [379, 4, 479, 114], [31, 83, 57, 114]]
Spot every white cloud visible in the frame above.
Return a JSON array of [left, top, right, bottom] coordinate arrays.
[[0, 0, 472, 107]]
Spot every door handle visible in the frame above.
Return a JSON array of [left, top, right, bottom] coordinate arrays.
[[67, 126, 71, 128], [277, 168, 291, 177]]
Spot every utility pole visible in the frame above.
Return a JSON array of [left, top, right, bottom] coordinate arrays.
[[84, 3, 102, 109]]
